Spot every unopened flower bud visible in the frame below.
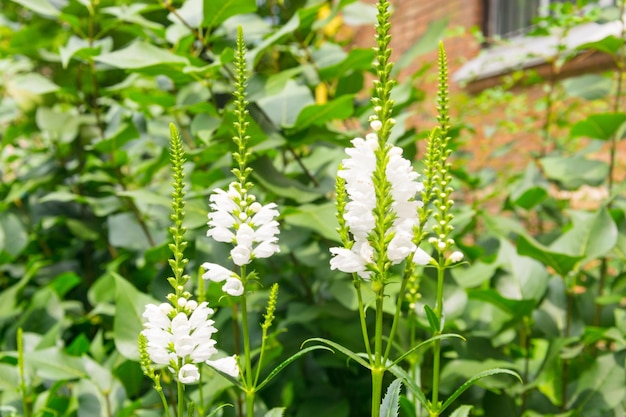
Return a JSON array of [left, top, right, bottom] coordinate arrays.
[[450, 251, 464, 263]]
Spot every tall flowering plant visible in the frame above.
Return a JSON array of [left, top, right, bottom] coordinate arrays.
[[138, 124, 238, 417], [199, 27, 327, 417], [308, 2, 521, 417]]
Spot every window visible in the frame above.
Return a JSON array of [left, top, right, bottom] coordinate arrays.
[[454, 0, 621, 86], [485, 0, 615, 39]]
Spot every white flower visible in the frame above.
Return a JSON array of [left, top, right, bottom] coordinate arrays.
[[207, 355, 239, 377], [223, 277, 244, 296], [413, 247, 433, 266], [330, 128, 424, 277], [202, 262, 234, 282], [178, 363, 200, 384], [206, 182, 280, 269], [449, 251, 464, 263], [142, 301, 222, 384]]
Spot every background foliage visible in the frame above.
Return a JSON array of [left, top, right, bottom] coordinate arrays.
[[0, 0, 624, 416]]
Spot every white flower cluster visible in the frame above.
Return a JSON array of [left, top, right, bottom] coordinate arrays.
[[203, 182, 280, 295], [330, 122, 431, 279], [142, 300, 238, 384]]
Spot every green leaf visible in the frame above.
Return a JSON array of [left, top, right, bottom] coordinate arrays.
[[391, 334, 465, 368], [107, 212, 152, 251], [250, 156, 324, 204], [95, 41, 188, 69], [203, 0, 256, 29], [516, 234, 584, 277], [394, 18, 448, 73], [24, 347, 87, 380], [292, 95, 355, 132], [467, 289, 536, 317], [0, 211, 28, 260], [256, 345, 333, 391], [438, 369, 521, 414], [318, 48, 375, 80], [301, 338, 371, 369], [550, 209, 618, 264], [379, 379, 402, 417], [282, 203, 340, 241], [112, 273, 159, 360], [35, 107, 81, 143], [59, 36, 112, 69], [508, 163, 548, 210], [563, 74, 613, 100], [497, 239, 549, 301], [569, 353, 625, 412], [256, 80, 315, 128], [10, 73, 59, 95], [10, 0, 59, 17], [386, 363, 429, 410], [263, 408, 286, 417], [449, 405, 474, 417], [423, 305, 440, 333], [570, 113, 626, 141], [577, 35, 624, 56], [539, 155, 608, 190]]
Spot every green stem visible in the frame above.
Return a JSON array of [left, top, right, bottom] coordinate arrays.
[[430, 264, 445, 415], [253, 327, 268, 387], [383, 271, 411, 362], [355, 279, 374, 362], [240, 267, 255, 417], [371, 291, 385, 417], [17, 328, 30, 417], [177, 380, 184, 417]]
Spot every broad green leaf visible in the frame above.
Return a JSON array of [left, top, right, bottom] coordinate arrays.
[[256, 80, 315, 127], [570, 113, 626, 140], [250, 156, 324, 203], [563, 74, 613, 100], [577, 35, 624, 56], [539, 155, 608, 190], [24, 347, 87, 380], [341, 1, 377, 26], [10, 0, 59, 17], [516, 234, 584, 277], [203, 0, 256, 29], [508, 163, 548, 210], [468, 289, 536, 317], [451, 260, 498, 288], [95, 41, 188, 69], [394, 18, 448, 73], [248, 5, 319, 65], [35, 107, 81, 143], [0, 211, 28, 260], [107, 213, 152, 251], [497, 239, 549, 301], [282, 203, 340, 241], [10, 73, 59, 95], [59, 36, 111, 68], [318, 48, 375, 80], [439, 368, 521, 414], [379, 379, 402, 417], [103, 4, 163, 30], [113, 273, 159, 360], [550, 209, 618, 263], [292, 95, 355, 132]]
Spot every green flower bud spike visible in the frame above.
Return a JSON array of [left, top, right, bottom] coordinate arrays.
[[168, 123, 192, 308]]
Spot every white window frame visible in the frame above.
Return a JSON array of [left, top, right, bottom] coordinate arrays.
[[454, 0, 619, 84]]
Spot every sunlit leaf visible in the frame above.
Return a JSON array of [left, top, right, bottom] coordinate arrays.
[[539, 155, 608, 190], [517, 234, 584, 277], [10, 0, 59, 17], [203, 0, 256, 29], [570, 113, 626, 140], [95, 41, 188, 69]]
